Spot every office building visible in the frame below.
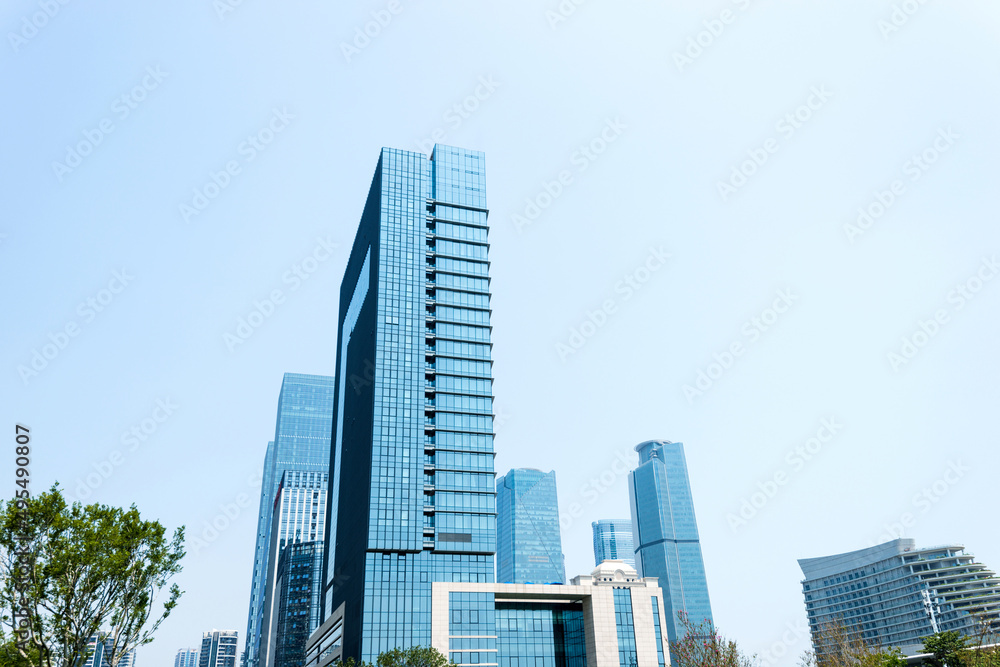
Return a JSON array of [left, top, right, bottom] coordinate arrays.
[[175, 649, 200, 667], [200, 631, 239, 667], [82, 634, 137, 667], [245, 374, 335, 667], [799, 539, 1000, 657], [628, 440, 714, 646], [496, 468, 566, 584], [307, 560, 667, 667], [317, 145, 495, 662], [270, 542, 325, 667], [259, 471, 328, 667], [593, 520, 635, 569]]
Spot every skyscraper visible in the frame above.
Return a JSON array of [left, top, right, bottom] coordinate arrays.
[[593, 519, 635, 569], [200, 631, 238, 667], [175, 648, 200, 667], [496, 468, 566, 584], [245, 374, 335, 667], [271, 541, 325, 667], [82, 634, 137, 667], [799, 539, 1000, 657], [320, 145, 495, 662], [259, 470, 328, 667], [628, 440, 713, 645]]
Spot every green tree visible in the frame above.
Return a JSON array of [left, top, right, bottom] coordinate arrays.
[[923, 632, 970, 667], [335, 646, 455, 667], [0, 484, 185, 667], [799, 619, 907, 667], [669, 612, 757, 667]]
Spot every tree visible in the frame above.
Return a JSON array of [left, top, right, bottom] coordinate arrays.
[[669, 612, 757, 667], [923, 632, 970, 667], [799, 619, 907, 667], [335, 646, 455, 667], [0, 484, 185, 667]]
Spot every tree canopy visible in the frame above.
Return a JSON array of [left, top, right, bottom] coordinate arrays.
[[0, 484, 185, 667]]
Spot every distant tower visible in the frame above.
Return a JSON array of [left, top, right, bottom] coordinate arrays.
[[592, 519, 635, 569], [175, 648, 200, 667], [628, 440, 714, 645], [82, 634, 137, 667], [199, 630, 238, 667], [496, 468, 566, 584]]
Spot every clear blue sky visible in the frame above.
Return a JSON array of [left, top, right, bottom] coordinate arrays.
[[3, 1, 999, 665]]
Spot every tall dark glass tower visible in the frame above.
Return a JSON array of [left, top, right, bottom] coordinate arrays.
[[321, 145, 495, 662], [244, 373, 335, 667], [496, 468, 566, 584], [628, 440, 713, 645]]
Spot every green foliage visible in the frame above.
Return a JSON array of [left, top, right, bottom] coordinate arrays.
[[335, 646, 455, 667], [800, 619, 909, 667], [923, 632, 970, 667], [669, 612, 757, 667], [0, 484, 185, 667]]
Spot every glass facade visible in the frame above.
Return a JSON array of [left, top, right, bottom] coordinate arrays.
[[496, 469, 566, 584], [245, 374, 335, 667], [592, 520, 635, 569], [800, 539, 1000, 657], [82, 635, 136, 667], [273, 542, 325, 667], [628, 440, 713, 647], [495, 603, 586, 667], [322, 145, 495, 662], [650, 597, 666, 667], [613, 589, 638, 667]]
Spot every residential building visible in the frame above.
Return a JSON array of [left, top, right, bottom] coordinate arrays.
[[175, 648, 199, 667], [317, 145, 495, 663], [593, 520, 635, 569], [628, 440, 714, 646], [259, 471, 328, 667], [245, 374, 335, 667], [200, 631, 238, 667], [799, 539, 1000, 657], [82, 634, 137, 667], [496, 468, 566, 584]]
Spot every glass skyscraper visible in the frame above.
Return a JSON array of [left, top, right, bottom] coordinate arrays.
[[496, 468, 566, 584], [245, 374, 335, 667], [593, 519, 635, 569], [175, 649, 200, 667], [800, 539, 1000, 657], [272, 542, 325, 667], [628, 440, 713, 646], [321, 145, 495, 662]]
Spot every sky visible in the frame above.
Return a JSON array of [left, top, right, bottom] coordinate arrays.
[[3, 1, 1000, 665]]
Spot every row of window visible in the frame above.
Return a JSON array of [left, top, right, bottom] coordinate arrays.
[[435, 289, 491, 310], [434, 221, 488, 243], [434, 273, 489, 293]]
